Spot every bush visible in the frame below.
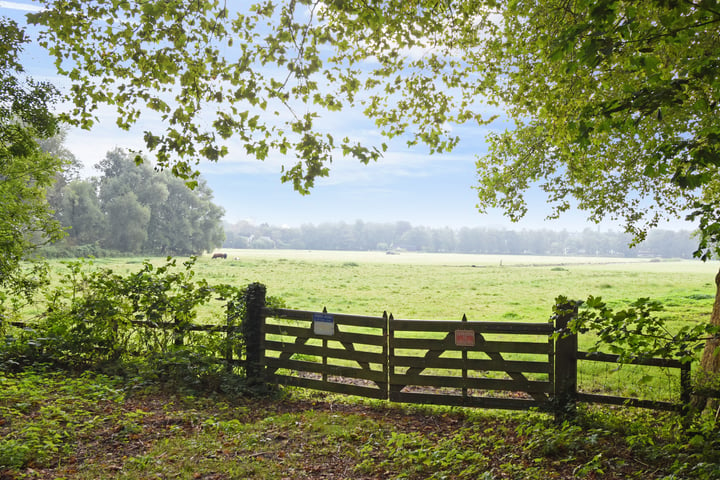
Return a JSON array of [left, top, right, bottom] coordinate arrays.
[[39, 243, 124, 259], [0, 257, 270, 393]]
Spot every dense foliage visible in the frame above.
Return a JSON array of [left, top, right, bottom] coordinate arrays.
[[474, 0, 720, 253], [224, 219, 697, 258], [47, 148, 226, 256], [1, 258, 250, 388], [25, 1, 720, 252], [0, 17, 64, 304]]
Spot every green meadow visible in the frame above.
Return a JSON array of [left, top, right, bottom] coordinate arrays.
[[98, 250, 713, 334], [87, 249, 718, 322], [49, 249, 718, 402], [4, 251, 720, 479]]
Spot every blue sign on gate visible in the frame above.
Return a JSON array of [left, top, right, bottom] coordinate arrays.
[[313, 313, 335, 336]]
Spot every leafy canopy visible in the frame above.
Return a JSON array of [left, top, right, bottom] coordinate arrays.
[[475, 0, 720, 258], [27, 0, 494, 192], [28, 1, 720, 255], [0, 17, 64, 300]]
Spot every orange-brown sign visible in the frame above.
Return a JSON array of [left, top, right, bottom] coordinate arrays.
[[455, 329, 475, 347]]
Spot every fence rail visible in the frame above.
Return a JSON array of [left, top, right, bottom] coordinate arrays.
[[7, 283, 694, 420], [234, 285, 691, 419]]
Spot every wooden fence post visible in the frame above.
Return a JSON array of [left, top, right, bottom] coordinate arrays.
[[680, 361, 692, 425], [388, 313, 398, 399], [554, 301, 579, 422], [173, 316, 184, 347], [242, 282, 267, 386], [322, 306, 328, 383], [383, 311, 390, 400]]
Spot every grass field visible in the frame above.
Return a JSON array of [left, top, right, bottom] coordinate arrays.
[[51, 249, 718, 402], [4, 251, 720, 479], [90, 249, 718, 323], [58, 250, 720, 359]]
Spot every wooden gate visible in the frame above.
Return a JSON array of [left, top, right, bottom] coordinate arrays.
[[263, 308, 388, 399], [389, 314, 555, 411], [262, 307, 555, 411]]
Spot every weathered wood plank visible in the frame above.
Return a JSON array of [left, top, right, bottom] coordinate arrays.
[[264, 324, 385, 346], [389, 373, 553, 393], [265, 308, 387, 328], [397, 332, 454, 381], [390, 319, 554, 334], [264, 324, 313, 338], [389, 391, 552, 411], [270, 374, 387, 399], [264, 340, 385, 364], [390, 355, 552, 374], [391, 337, 552, 354], [266, 358, 387, 383]]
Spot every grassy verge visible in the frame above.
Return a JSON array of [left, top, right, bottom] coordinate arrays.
[[1, 368, 719, 479]]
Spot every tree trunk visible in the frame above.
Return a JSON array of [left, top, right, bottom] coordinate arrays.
[[693, 267, 720, 410]]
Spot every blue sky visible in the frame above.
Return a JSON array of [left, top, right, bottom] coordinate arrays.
[[2, 1, 696, 232]]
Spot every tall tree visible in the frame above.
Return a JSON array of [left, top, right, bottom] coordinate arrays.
[[104, 190, 151, 252], [58, 180, 106, 245], [0, 16, 64, 301], [92, 148, 225, 255], [144, 175, 225, 256]]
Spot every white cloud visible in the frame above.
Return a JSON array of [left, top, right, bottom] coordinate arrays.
[[0, 1, 42, 12]]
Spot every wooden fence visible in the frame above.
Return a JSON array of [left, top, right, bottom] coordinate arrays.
[[387, 314, 554, 411], [7, 282, 692, 419], [264, 308, 388, 399], [261, 307, 557, 410], [243, 285, 692, 419]]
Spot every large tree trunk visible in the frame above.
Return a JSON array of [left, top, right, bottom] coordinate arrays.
[[693, 267, 720, 411]]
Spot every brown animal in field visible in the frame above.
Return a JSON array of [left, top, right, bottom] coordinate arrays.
[[212, 253, 227, 259]]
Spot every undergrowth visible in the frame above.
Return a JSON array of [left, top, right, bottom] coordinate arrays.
[[1, 257, 281, 394], [1, 368, 720, 479]]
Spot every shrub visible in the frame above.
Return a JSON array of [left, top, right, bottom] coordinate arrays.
[[0, 257, 273, 393]]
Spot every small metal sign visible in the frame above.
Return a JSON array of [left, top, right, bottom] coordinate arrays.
[[313, 313, 335, 336], [455, 329, 475, 347]]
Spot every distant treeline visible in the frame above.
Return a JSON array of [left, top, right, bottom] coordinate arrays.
[[42, 148, 225, 257], [223, 220, 697, 258]]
